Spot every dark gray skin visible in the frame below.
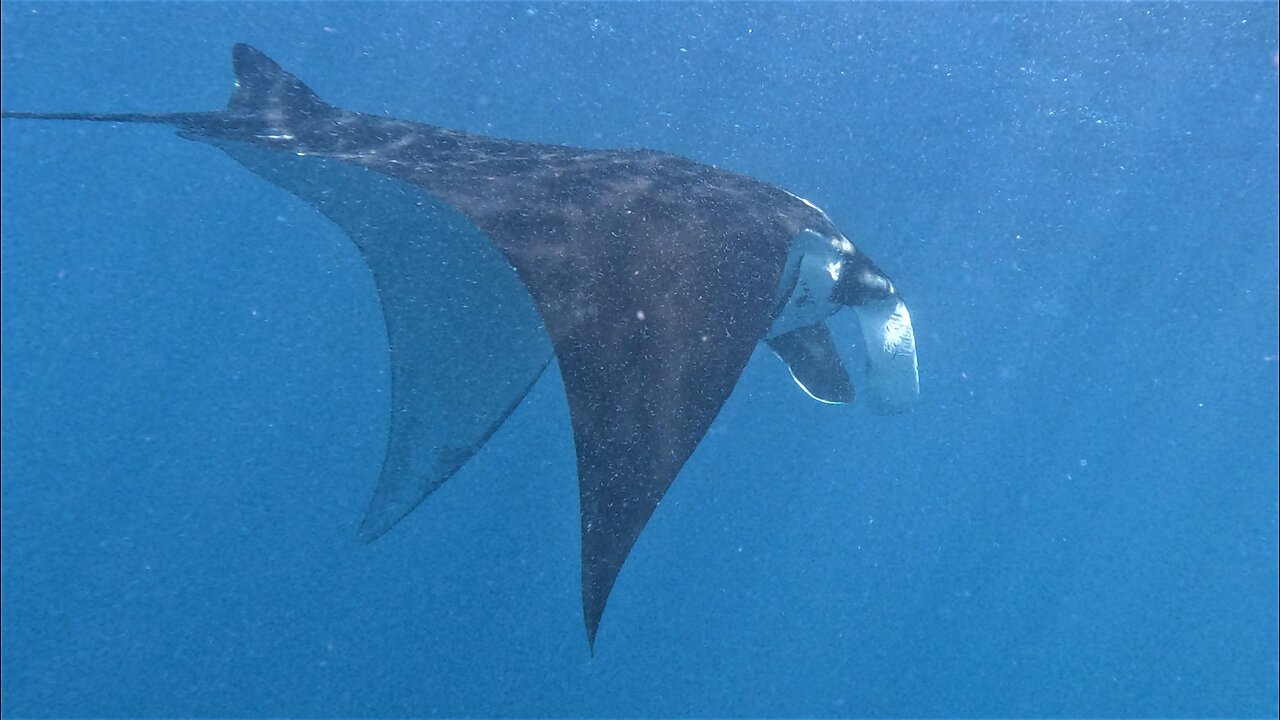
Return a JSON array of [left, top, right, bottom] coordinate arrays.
[[3, 44, 903, 649]]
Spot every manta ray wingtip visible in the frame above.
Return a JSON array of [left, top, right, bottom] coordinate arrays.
[[356, 512, 398, 544]]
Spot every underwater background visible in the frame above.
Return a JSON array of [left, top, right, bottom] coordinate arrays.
[[2, 2, 1277, 716]]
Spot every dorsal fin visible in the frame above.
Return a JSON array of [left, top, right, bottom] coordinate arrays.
[[227, 43, 330, 117]]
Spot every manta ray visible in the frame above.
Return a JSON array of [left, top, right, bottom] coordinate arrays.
[[2, 44, 919, 648]]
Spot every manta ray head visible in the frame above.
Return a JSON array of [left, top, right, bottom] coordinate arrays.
[[767, 227, 920, 413]]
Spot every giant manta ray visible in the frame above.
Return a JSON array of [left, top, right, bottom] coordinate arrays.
[[3, 44, 919, 648]]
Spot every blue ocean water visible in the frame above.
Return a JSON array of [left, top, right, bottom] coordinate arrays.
[[1, 2, 1277, 716]]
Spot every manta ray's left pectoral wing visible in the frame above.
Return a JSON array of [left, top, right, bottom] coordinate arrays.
[[0, 45, 557, 542], [213, 141, 554, 540]]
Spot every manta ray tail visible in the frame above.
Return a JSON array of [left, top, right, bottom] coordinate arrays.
[[0, 44, 328, 127], [0, 110, 193, 123]]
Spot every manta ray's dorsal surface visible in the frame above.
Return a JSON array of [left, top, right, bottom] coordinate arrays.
[[2, 44, 919, 648]]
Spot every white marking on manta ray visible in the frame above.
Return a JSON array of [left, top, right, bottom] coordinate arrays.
[[787, 365, 845, 406], [782, 189, 826, 215], [825, 260, 842, 281]]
